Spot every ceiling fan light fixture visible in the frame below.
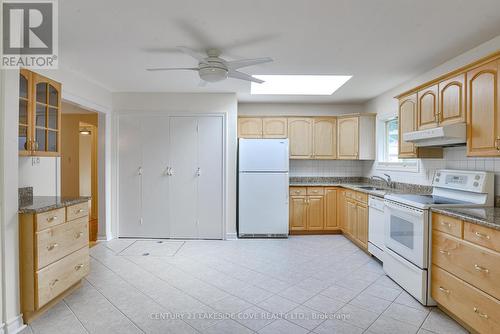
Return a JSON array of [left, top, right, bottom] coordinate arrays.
[[199, 67, 228, 82], [250, 75, 352, 95]]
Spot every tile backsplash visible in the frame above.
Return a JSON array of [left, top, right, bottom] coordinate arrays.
[[290, 159, 366, 177]]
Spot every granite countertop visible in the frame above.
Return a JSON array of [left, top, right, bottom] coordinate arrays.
[[19, 196, 90, 214], [431, 207, 500, 231]]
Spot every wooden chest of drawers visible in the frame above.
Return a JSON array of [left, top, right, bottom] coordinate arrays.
[[19, 201, 90, 323], [431, 212, 500, 334]]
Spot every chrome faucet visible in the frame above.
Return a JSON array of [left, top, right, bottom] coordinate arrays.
[[371, 174, 393, 188]]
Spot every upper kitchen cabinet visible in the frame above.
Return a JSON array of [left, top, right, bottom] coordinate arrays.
[[18, 70, 62, 157], [467, 59, 500, 156], [417, 84, 439, 130], [313, 117, 337, 159], [337, 114, 375, 160], [238, 117, 262, 138], [288, 117, 313, 159], [439, 74, 466, 126], [19, 69, 32, 156], [262, 117, 287, 138], [399, 94, 418, 157], [398, 93, 443, 159]]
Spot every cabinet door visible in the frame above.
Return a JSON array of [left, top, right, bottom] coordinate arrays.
[[324, 188, 338, 230], [197, 116, 224, 239], [467, 60, 500, 157], [170, 117, 199, 238], [289, 196, 307, 231], [118, 116, 143, 237], [356, 204, 368, 247], [19, 70, 32, 156], [439, 74, 466, 126], [288, 118, 313, 159], [32, 73, 61, 156], [313, 118, 337, 159], [263, 118, 287, 138], [417, 85, 439, 130], [238, 117, 262, 138], [346, 199, 357, 237], [337, 189, 347, 231], [399, 94, 417, 158], [337, 116, 359, 159], [307, 196, 325, 230]]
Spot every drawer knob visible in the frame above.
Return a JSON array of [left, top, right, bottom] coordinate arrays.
[[295, 191, 300, 194], [474, 231, 490, 240], [439, 249, 450, 256], [76, 209, 86, 214], [312, 190, 318, 193], [474, 264, 489, 273], [438, 286, 450, 294], [47, 243, 58, 251], [75, 231, 84, 239], [440, 222, 452, 228], [75, 264, 84, 271], [50, 279, 59, 287], [473, 307, 488, 319], [46, 216, 58, 222]]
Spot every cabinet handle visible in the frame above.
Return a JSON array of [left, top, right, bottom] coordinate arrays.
[[75, 264, 84, 271], [294, 190, 300, 194], [46, 216, 58, 222], [196, 167, 201, 176], [76, 209, 85, 214], [438, 286, 450, 294], [47, 243, 58, 251], [312, 190, 318, 193], [496, 137, 500, 151], [440, 221, 452, 228], [34, 141, 39, 150], [475, 231, 490, 240], [75, 231, 84, 239], [50, 279, 59, 287], [474, 264, 489, 273], [473, 307, 488, 319], [439, 249, 450, 256], [137, 167, 143, 175]]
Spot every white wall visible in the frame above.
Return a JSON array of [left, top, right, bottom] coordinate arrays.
[[113, 92, 238, 238], [18, 157, 60, 196], [365, 35, 500, 191], [238, 103, 365, 116]]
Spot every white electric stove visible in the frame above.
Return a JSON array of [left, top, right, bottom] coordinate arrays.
[[383, 170, 494, 305]]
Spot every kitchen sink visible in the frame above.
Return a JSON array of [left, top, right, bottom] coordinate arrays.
[[358, 186, 386, 191]]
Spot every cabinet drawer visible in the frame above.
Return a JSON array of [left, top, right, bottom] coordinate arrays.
[[354, 192, 368, 203], [36, 208, 66, 231], [431, 265, 500, 334], [345, 190, 355, 199], [307, 187, 324, 195], [290, 187, 306, 196], [464, 222, 500, 253], [66, 202, 89, 221], [432, 231, 500, 300], [432, 213, 463, 238], [36, 217, 89, 269], [36, 246, 89, 308]]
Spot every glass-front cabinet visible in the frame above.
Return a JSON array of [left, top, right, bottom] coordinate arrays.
[[18, 69, 61, 156]]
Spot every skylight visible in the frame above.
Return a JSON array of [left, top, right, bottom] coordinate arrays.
[[250, 75, 352, 95]]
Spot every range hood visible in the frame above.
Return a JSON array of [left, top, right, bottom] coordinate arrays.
[[403, 123, 466, 147]]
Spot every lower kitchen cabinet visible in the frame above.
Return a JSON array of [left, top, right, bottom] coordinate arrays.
[[357, 203, 368, 247], [307, 196, 325, 230], [344, 190, 369, 251], [324, 188, 338, 230], [289, 195, 307, 231]]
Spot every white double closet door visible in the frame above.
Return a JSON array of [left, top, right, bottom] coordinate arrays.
[[119, 115, 223, 239]]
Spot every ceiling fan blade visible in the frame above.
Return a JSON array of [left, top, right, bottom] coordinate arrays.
[[227, 70, 264, 83], [146, 67, 198, 72], [226, 57, 273, 69], [177, 46, 208, 64]]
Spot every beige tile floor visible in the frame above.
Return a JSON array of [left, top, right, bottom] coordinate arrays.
[[21, 236, 468, 334]]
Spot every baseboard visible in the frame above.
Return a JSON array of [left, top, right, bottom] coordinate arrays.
[[5, 315, 25, 334], [225, 232, 237, 240]]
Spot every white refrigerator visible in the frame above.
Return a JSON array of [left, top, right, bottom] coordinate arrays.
[[238, 139, 289, 237]]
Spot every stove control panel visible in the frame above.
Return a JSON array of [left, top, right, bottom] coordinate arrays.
[[432, 170, 492, 193]]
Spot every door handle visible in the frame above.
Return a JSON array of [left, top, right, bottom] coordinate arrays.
[[163, 167, 171, 176], [137, 167, 143, 175], [196, 168, 201, 176]]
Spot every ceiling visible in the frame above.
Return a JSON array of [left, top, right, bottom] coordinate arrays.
[[60, 0, 500, 103]]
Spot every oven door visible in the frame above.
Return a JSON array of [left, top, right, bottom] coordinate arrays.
[[384, 200, 428, 269]]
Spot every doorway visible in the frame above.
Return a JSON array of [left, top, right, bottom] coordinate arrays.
[[61, 102, 99, 242]]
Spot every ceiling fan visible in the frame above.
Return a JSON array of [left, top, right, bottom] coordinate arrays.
[[146, 46, 273, 85]]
